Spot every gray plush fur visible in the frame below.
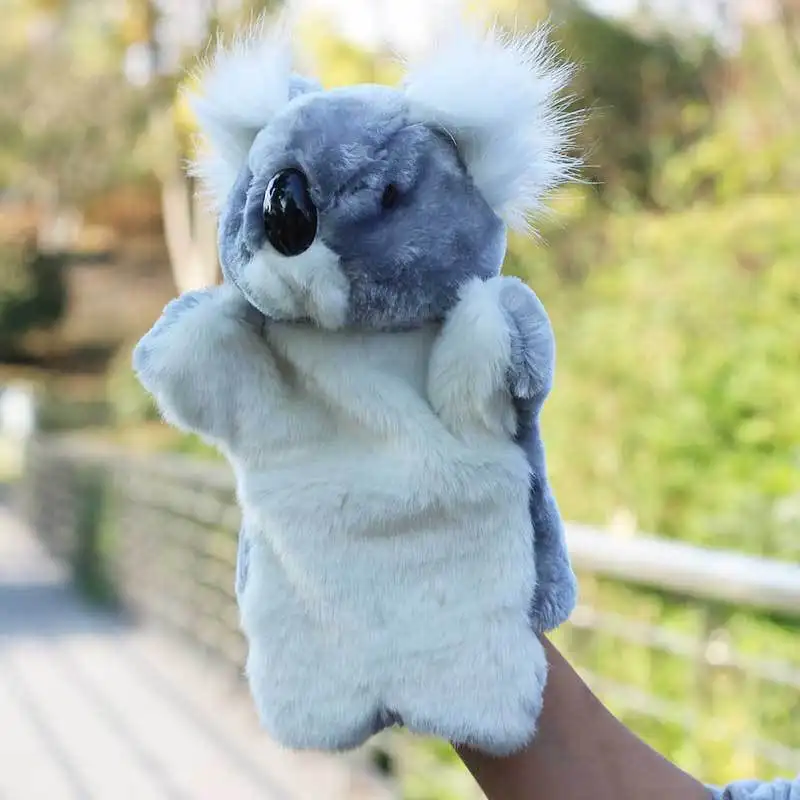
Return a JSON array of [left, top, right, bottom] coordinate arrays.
[[220, 85, 507, 329]]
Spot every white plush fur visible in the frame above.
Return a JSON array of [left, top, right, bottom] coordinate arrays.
[[428, 276, 519, 438], [186, 13, 297, 208], [241, 240, 350, 329], [136, 277, 547, 755], [403, 22, 579, 231]]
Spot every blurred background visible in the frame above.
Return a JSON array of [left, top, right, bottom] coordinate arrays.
[[1, 0, 799, 797]]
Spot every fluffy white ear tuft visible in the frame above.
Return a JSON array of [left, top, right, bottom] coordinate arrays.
[[403, 22, 580, 231], [186, 14, 317, 208]]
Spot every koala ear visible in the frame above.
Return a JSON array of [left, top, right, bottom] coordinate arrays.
[[186, 15, 321, 209], [403, 22, 580, 232]]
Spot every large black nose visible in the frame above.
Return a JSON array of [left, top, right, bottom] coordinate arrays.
[[262, 168, 318, 257]]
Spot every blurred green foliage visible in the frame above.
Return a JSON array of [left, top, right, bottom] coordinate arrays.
[[512, 193, 800, 559], [555, 4, 721, 209], [105, 338, 159, 426], [0, 0, 157, 205], [0, 241, 67, 356], [70, 462, 120, 606]]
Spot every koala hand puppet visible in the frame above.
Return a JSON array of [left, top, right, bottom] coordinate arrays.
[[134, 16, 579, 756]]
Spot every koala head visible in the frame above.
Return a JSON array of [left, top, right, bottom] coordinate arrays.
[[188, 16, 578, 330]]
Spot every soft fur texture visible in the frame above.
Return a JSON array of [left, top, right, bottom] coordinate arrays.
[[135, 281, 547, 754], [135, 12, 579, 755], [403, 22, 580, 231]]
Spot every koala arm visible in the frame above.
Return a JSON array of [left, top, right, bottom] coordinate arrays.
[[132, 284, 278, 453], [520, 414, 578, 633], [427, 276, 517, 439], [496, 278, 577, 632], [428, 275, 576, 632], [428, 276, 552, 438]]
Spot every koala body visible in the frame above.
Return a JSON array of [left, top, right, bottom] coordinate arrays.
[[135, 17, 579, 755]]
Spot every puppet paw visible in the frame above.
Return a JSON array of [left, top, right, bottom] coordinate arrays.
[[133, 290, 209, 378], [158, 287, 225, 327], [497, 277, 554, 403], [134, 285, 265, 376], [134, 289, 213, 364], [393, 624, 547, 756], [530, 572, 578, 633]]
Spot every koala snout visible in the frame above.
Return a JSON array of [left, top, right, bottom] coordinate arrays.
[[262, 168, 318, 257]]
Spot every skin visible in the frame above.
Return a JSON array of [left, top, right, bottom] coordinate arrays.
[[457, 637, 711, 800]]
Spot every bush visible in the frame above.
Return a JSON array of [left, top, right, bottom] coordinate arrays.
[[506, 193, 800, 557], [0, 240, 67, 356], [70, 464, 119, 607], [550, 2, 721, 209]]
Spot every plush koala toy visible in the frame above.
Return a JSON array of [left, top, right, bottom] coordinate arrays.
[[134, 15, 579, 756]]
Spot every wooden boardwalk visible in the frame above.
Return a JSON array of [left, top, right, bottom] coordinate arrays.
[[0, 506, 393, 800]]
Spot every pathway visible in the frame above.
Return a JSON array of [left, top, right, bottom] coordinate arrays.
[[0, 505, 393, 800]]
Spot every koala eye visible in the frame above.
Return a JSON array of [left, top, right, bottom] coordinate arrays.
[[381, 183, 400, 210], [263, 168, 318, 257]]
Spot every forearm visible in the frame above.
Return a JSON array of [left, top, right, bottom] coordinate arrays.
[[458, 637, 710, 800]]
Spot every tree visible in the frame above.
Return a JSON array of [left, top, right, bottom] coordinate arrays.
[[0, 0, 282, 291], [125, 0, 283, 293], [0, 0, 154, 245]]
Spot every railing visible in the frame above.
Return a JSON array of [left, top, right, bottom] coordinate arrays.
[[16, 434, 800, 793], [562, 527, 800, 781]]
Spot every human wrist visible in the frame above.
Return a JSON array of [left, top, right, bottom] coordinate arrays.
[[457, 637, 709, 800]]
